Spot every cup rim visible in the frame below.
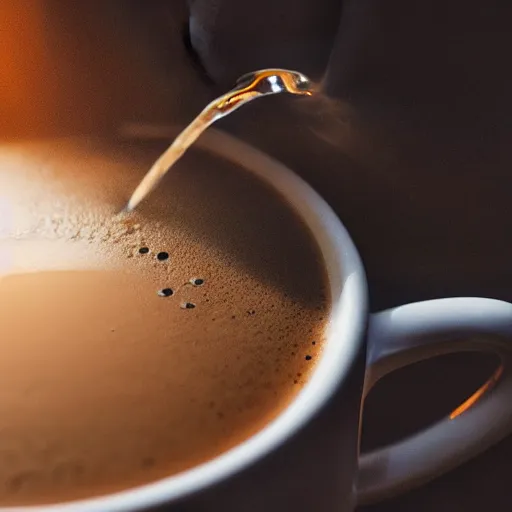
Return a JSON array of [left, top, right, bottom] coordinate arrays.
[[4, 128, 368, 512]]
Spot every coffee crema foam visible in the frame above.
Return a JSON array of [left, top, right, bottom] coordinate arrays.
[[0, 137, 330, 506]]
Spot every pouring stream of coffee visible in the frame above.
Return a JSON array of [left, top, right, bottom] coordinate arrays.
[[126, 69, 314, 212]]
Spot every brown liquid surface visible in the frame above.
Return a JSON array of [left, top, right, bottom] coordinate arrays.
[[0, 137, 330, 506]]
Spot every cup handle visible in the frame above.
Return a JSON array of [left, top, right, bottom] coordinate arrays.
[[357, 297, 512, 505]]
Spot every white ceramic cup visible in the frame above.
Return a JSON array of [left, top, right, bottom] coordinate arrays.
[[7, 127, 512, 512]]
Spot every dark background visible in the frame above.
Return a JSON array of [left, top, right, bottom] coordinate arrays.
[[1, 1, 512, 509]]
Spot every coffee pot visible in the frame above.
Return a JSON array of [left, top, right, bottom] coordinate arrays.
[[185, 0, 512, 311]]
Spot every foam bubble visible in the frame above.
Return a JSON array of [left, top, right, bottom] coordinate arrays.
[[156, 252, 169, 261]]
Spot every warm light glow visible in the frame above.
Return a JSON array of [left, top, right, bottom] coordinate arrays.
[[0, 194, 14, 274], [449, 364, 504, 420], [0, 195, 12, 236], [0, 2, 58, 136]]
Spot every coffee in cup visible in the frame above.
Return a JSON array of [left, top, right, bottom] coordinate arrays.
[[0, 137, 330, 506]]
